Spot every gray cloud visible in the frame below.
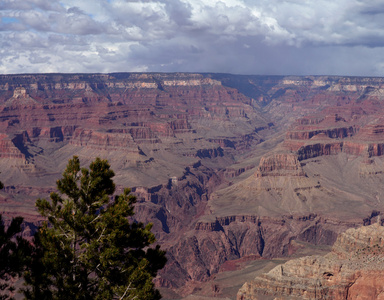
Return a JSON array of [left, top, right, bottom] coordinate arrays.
[[1, 0, 384, 75]]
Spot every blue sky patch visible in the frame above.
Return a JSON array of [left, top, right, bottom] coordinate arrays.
[[2, 17, 20, 24]]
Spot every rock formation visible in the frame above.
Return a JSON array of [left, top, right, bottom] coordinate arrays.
[[237, 222, 384, 300], [3, 73, 384, 297], [255, 153, 306, 177]]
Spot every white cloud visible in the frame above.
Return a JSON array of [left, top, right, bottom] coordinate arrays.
[[1, 0, 384, 75]]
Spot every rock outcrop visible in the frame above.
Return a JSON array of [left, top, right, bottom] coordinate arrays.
[[164, 213, 353, 292], [237, 222, 384, 300], [4, 73, 384, 297], [255, 153, 306, 177]]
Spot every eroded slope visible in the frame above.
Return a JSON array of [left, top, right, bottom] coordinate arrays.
[[238, 222, 384, 300], [2, 74, 384, 297]]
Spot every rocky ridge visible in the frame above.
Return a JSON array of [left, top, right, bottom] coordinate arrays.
[[237, 222, 384, 300], [3, 74, 384, 297]]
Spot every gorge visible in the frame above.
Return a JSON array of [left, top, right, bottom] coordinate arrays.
[[1, 73, 384, 298]]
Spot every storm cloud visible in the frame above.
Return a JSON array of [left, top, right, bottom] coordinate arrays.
[[1, 0, 384, 75]]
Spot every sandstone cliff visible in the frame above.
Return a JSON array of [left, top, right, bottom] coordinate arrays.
[[4, 73, 384, 298], [238, 222, 384, 300]]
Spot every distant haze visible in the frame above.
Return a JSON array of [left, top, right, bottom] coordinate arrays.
[[1, 0, 384, 76]]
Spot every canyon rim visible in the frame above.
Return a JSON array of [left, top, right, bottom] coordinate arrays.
[[1, 73, 384, 298]]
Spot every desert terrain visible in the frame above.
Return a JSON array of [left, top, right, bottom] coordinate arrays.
[[1, 73, 384, 298]]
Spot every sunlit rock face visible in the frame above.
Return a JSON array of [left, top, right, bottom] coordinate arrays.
[[238, 223, 384, 300], [4, 73, 384, 297]]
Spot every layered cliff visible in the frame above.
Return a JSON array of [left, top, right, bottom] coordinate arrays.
[[238, 222, 384, 300], [0, 73, 270, 189], [4, 73, 384, 298]]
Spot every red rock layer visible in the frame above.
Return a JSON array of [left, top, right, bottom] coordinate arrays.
[[237, 223, 384, 300], [0, 134, 25, 159], [255, 153, 306, 177]]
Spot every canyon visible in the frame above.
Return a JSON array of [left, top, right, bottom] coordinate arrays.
[[238, 221, 384, 299], [1, 73, 384, 298]]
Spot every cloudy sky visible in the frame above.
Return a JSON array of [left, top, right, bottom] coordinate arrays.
[[1, 0, 384, 76]]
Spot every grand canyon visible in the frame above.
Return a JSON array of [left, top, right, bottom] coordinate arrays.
[[1, 73, 384, 299]]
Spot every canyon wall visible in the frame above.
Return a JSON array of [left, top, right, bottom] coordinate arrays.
[[238, 222, 384, 300], [2, 73, 384, 297]]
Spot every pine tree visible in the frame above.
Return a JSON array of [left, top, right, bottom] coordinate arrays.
[[23, 156, 166, 300]]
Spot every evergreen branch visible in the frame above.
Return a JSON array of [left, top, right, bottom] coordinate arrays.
[[119, 282, 137, 300]]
